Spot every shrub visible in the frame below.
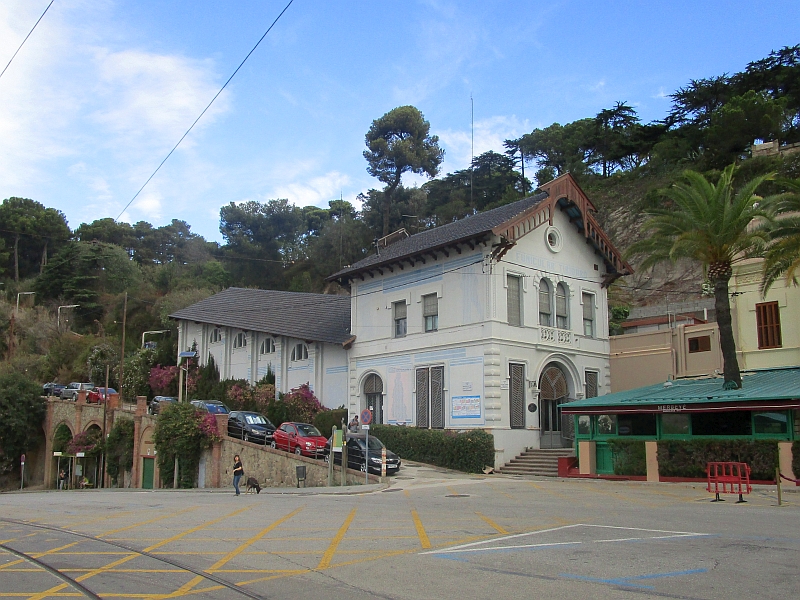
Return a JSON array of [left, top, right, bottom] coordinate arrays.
[[0, 372, 47, 475], [154, 402, 217, 488], [370, 425, 494, 473], [314, 409, 347, 437], [657, 439, 780, 481], [607, 440, 647, 476], [282, 384, 324, 424], [149, 365, 178, 396], [105, 419, 135, 486], [66, 429, 103, 457]]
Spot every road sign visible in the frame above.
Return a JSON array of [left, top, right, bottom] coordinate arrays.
[[361, 424, 370, 430], [360, 408, 372, 425]]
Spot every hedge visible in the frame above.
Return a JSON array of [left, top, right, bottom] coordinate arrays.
[[793, 441, 800, 479], [607, 440, 647, 476], [657, 439, 780, 481], [369, 425, 494, 473], [313, 409, 348, 437]]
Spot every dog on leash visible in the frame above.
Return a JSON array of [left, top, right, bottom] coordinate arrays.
[[245, 477, 261, 494]]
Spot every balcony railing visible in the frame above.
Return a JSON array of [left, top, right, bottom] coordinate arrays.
[[540, 326, 572, 345]]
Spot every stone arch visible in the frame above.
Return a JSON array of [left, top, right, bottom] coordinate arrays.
[[534, 356, 579, 449]]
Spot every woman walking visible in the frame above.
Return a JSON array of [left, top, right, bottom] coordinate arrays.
[[232, 455, 243, 496]]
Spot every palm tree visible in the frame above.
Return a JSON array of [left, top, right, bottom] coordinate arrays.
[[627, 164, 774, 389], [762, 179, 800, 294]]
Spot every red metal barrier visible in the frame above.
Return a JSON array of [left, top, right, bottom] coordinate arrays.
[[706, 462, 752, 503]]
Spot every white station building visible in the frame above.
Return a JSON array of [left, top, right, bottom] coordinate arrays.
[[172, 174, 631, 466]]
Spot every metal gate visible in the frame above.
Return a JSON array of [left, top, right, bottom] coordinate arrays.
[[509, 363, 525, 429]]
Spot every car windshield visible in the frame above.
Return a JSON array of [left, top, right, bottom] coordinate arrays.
[[357, 437, 385, 450], [296, 424, 321, 437], [206, 404, 228, 414], [245, 415, 269, 425]]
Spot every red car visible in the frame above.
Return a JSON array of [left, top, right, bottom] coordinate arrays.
[[87, 387, 116, 404], [271, 422, 327, 458]]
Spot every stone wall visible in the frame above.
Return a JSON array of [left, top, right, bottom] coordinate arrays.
[[212, 437, 381, 489]]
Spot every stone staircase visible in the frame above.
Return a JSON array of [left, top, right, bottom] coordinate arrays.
[[497, 448, 575, 477]]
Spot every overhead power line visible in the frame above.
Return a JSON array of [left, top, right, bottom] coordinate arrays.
[[115, 0, 296, 221], [0, 0, 55, 82]]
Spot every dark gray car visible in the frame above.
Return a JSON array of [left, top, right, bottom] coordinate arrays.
[[227, 411, 276, 444]]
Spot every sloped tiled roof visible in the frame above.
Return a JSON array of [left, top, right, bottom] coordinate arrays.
[[562, 367, 800, 413], [328, 191, 549, 281], [169, 288, 352, 345]]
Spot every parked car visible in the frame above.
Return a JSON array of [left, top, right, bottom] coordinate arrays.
[[43, 382, 66, 397], [271, 422, 327, 457], [190, 399, 230, 414], [60, 382, 94, 401], [324, 433, 401, 475], [227, 411, 276, 444], [149, 396, 177, 415], [87, 387, 116, 404]]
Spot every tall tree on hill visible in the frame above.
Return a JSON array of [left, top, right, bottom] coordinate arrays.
[[761, 179, 800, 294], [0, 198, 70, 281], [627, 165, 776, 389], [364, 106, 444, 236], [591, 102, 640, 177]]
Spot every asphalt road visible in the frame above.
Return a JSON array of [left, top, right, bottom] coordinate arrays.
[[1, 465, 798, 600]]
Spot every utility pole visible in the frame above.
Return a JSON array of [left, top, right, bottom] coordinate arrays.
[[470, 93, 474, 208], [118, 292, 127, 400]]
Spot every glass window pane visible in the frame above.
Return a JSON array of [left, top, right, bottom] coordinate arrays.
[[577, 415, 591, 435], [617, 414, 657, 436], [596, 414, 617, 435], [661, 413, 690, 435], [691, 411, 752, 436], [556, 284, 567, 316], [753, 411, 788, 434]]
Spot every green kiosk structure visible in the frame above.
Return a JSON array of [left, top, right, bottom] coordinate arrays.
[[561, 367, 799, 480]]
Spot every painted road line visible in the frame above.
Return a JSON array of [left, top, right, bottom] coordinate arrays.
[[206, 507, 303, 573], [422, 523, 582, 554], [411, 510, 431, 550], [96, 507, 200, 538], [24, 505, 255, 600], [0, 541, 80, 572], [475, 513, 508, 535], [317, 508, 357, 570]]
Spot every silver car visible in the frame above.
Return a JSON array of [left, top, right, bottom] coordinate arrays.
[[60, 382, 94, 401]]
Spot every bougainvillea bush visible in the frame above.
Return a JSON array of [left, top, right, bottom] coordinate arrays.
[[66, 429, 103, 457], [281, 384, 324, 424], [149, 365, 178, 396]]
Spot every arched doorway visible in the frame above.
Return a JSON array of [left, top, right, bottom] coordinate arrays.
[[363, 373, 384, 424], [539, 364, 569, 448]]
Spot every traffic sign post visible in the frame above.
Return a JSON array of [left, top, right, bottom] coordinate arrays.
[[362, 409, 373, 485]]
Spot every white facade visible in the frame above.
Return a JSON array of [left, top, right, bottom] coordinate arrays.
[[344, 197, 620, 467], [177, 321, 349, 408]]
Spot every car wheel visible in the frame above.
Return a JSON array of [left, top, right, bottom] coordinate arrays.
[[295, 446, 302, 456], [270, 440, 277, 449], [243, 432, 249, 442]]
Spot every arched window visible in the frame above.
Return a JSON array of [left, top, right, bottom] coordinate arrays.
[[364, 373, 384, 424], [291, 343, 308, 361], [209, 328, 222, 344], [233, 332, 247, 349], [556, 283, 569, 329], [260, 338, 275, 355], [539, 280, 552, 326]]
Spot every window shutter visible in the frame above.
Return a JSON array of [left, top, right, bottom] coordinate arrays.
[[416, 368, 429, 428], [756, 302, 782, 349], [395, 301, 407, 320], [585, 371, 598, 398], [507, 275, 521, 327], [582, 293, 593, 320], [423, 294, 438, 317], [430, 366, 444, 429], [556, 284, 567, 317]]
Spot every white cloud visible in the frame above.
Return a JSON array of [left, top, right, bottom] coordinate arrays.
[[653, 87, 669, 99], [436, 115, 530, 171], [273, 171, 352, 207]]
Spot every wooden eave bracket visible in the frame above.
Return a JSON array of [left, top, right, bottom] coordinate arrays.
[[342, 335, 356, 349]]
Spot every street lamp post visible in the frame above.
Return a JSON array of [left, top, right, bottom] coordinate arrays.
[[57, 304, 80, 331], [141, 329, 170, 348]]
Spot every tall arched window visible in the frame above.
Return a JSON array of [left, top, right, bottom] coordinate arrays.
[[539, 280, 552, 326], [291, 343, 308, 361], [556, 283, 569, 329], [259, 338, 275, 355], [233, 332, 247, 349], [364, 373, 384, 424]]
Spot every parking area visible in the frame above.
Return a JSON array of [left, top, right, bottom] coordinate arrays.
[[1, 466, 798, 599]]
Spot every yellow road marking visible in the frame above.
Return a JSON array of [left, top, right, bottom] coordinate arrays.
[[317, 508, 357, 570], [411, 509, 431, 549], [0, 542, 80, 572], [207, 506, 302, 573], [97, 507, 200, 538], [25, 505, 254, 600], [475, 512, 508, 534]]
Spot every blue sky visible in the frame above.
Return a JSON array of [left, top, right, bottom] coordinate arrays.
[[1, 1, 798, 242]]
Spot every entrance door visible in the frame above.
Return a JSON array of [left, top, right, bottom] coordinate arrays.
[[539, 365, 569, 448], [364, 374, 384, 425], [142, 457, 155, 489]]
